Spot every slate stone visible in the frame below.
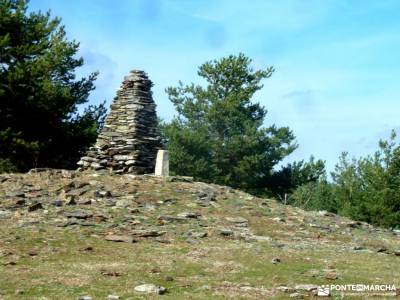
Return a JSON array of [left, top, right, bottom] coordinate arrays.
[[104, 235, 136, 243], [177, 211, 201, 219], [131, 229, 165, 237], [219, 228, 234, 236], [52, 199, 64, 207], [64, 210, 92, 219], [6, 190, 25, 198], [28, 202, 43, 212], [134, 284, 166, 294]]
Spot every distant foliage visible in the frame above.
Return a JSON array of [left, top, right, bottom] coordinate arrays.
[[161, 54, 297, 189], [263, 156, 326, 199], [290, 131, 400, 229], [0, 0, 106, 172]]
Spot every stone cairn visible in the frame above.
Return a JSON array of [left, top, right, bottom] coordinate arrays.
[[77, 70, 161, 174]]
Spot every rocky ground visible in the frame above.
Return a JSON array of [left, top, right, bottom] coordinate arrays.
[[0, 169, 399, 299]]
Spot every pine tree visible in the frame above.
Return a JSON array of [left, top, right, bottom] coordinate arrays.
[[161, 54, 296, 189], [0, 0, 106, 172]]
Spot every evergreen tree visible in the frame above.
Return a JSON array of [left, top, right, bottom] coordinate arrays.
[[266, 156, 326, 199], [161, 54, 296, 189], [0, 0, 106, 172], [290, 131, 400, 229]]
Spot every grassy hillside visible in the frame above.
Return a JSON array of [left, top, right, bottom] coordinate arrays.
[[0, 170, 399, 299]]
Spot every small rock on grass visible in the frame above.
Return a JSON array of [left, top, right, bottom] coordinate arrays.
[[271, 257, 281, 264], [104, 234, 136, 243], [325, 271, 338, 280], [289, 292, 303, 298], [64, 210, 92, 219], [131, 229, 165, 237], [107, 295, 119, 300], [28, 202, 43, 212], [77, 296, 92, 300], [177, 211, 201, 219], [225, 217, 249, 227], [294, 284, 318, 292], [134, 283, 166, 294], [219, 228, 234, 236], [186, 231, 207, 238]]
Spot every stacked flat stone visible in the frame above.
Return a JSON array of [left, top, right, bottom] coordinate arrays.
[[77, 70, 161, 174]]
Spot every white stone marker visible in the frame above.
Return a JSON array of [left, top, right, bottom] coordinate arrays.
[[155, 150, 169, 176]]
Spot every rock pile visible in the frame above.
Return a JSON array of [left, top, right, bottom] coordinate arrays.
[[77, 70, 161, 174]]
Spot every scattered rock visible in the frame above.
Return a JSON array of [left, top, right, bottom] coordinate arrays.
[[219, 228, 234, 237], [101, 269, 123, 277], [57, 219, 80, 227], [154, 237, 172, 244], [28, 202, 43, 212], [377, 247, 388, 253], [196, 190, 216, 205], [104, 234, 136, 243], [0, 175, 10, 182], [347, 221, 362, 228], [131, 229, 165, 237], [66, 196, 77, 205], [247, 234, 272, 242], [52, 199, 64, 207], [77, 296, 92, 300], [318, 210, 331, 216], [81, 246, 94, 252], [6, 190, 25, 198], [187, 231, 207, 238], [273, 217, 285, 222], [177, 211, 201, 219], [289, 292, 303, 298], [226, 216, 248, 227], [160, 198, 177, 205], [14, 199, 26, 206], [66, 185, 91, 197], [77, 199, 92, 205], [353, 246, 367, 251], [107, 295, 119, 300], [165, 276, 174, 282], [64, 210, 92, 219], [0, 210, 11, 219], [325, 271, 338, 280], [94, 190, 112, 198], [140, 202, 155, 211], [115, 199, 130, 208], [134, 283, 166, 294], [157, 215, 186, 223], [276, 286, 294, 293], [167, 176, 193, 182], [271, 257, 281, 264], [294, 284, 318, 292]]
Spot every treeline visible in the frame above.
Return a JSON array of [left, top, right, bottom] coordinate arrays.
[[289, 133, 400, 229], [159, 54, 400, 229], [1, 0, 398, 229]]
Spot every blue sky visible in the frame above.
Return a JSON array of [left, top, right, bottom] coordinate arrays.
[[30, 0, 400, 171]]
